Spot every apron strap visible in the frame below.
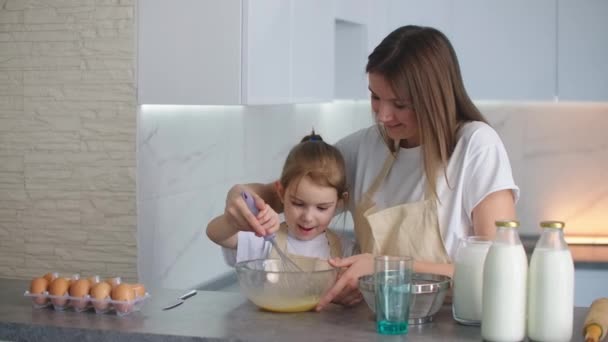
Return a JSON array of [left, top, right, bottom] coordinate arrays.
[[325, 229, 343, 259]]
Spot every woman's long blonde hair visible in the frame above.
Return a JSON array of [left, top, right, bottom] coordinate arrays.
[[366, 25, 487, 199]]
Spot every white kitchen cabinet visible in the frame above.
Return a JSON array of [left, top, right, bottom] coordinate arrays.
[[385, 0, 558, 101], [387, 0, 454, 39], [138, 0, 334, 105], [334, 0, 369, 25], [557, 0, 608, 101], [291, 0, 335, 103], [451, 0, 556, 101]]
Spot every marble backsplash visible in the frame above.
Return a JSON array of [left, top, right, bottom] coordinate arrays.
[[138, 101, 608, 290]]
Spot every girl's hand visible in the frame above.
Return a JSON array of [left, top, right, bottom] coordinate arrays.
[[224, 185, 267, 236], [257, 204, 280, 236], [315, 253, 375, 311]]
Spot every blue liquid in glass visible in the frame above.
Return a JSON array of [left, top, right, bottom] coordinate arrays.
[[377, 320, 408, 335], [375, 274, 410, 335]]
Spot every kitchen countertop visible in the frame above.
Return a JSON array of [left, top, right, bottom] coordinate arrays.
[[0, 278, 590, 342]]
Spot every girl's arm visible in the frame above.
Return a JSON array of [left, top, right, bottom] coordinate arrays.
[[206, 215, 239, 249], [223, 183, 283, 236], [207, 198, 282, 249]]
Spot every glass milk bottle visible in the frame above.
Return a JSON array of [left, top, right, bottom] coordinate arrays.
[[452, 236, 492, 325], [527, 221, 574, 342], [482, 220, 528, 342]]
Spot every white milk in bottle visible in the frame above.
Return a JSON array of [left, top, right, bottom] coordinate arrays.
[[527, 220, 574, 342], [452, 236, 491, 325], [482, 220, 528, 342]]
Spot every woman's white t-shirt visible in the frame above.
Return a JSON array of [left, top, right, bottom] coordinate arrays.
[[335, 121, 519, 259], [222, 230, 355, 267]]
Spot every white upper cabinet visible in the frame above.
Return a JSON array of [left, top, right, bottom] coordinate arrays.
[[138, 0, 334, 105], [291, 0, 335, 103], [387, 0, 454, 38], [386, 0, 557, 101], [557, 0, 608, 101], [138, 0, 242, 105], [451, 0, 557, 101]]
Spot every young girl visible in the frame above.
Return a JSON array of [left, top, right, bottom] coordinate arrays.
[[206, 131, 354, 266]]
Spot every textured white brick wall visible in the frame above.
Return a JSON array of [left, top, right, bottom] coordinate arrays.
[[0, 0, 137, 281]]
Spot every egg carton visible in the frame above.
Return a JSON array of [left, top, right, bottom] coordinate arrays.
[[23, 291, 151, 317]]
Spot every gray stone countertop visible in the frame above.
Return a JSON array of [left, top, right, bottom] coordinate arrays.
[[0, 278, 589, 342]]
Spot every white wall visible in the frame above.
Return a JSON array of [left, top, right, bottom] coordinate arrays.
[[137, 101, 374, 289], [138, 101, 608, 291]]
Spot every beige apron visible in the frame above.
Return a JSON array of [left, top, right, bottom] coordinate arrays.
[[269, 222, 343, 266], [352, 152, 450, 263]]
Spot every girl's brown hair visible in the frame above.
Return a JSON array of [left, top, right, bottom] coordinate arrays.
[[366, 25, 487, 199], [280, 131, 347, 200]]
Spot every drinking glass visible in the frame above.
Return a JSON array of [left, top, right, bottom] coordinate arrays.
[[452, 236, 492, 325], [374, 255, 413, 335]]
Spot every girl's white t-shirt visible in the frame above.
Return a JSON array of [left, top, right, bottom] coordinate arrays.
[[335, 121, 520, 259], [222, 230, 355, 267]]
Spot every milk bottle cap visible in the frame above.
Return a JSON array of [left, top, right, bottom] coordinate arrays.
[[495, 220, 519, 228], [539, 221, 565, 229]]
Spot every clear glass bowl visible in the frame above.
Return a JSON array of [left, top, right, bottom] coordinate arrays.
[[359, 272, 451, 324], [235, 258, 338, 313]]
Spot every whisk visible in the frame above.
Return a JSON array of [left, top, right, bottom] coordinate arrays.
[[241, 191, 328, 301], [241, 191, 304, 272]]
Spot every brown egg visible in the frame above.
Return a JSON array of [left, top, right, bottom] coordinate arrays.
[[88, 275, 101, 285], [49, 278, 69, 307], [90, 281, 112, 299], [130, 283, 146, 298], [105, 277, 121, 288], [111, 283, 135, 314], [68, 274, 81, 286], [29, 277, 49, 306], [69, 279, 90, 298], [30, 277, 48, 294], [90, 281, 112, 311], [43, 272, 58, 283], [69, 279, 90, 310]]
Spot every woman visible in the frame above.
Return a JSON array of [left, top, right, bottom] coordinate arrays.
[[221, 25, 519, 311]]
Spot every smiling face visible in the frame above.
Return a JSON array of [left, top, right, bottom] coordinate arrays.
[[369, 72, 420, 147], [278, 175, 340, 241]]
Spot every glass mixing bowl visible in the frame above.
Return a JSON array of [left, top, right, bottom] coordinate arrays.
[[235, 258, 338, 313], [359, 272, 451, 324]]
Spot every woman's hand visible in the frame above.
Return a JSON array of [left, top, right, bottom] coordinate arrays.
[[315, 253, 375, 311]]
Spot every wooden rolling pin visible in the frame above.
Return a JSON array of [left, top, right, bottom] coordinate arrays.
[[584, 298, 608, 342]]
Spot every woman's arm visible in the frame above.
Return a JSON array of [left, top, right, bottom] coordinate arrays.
[[415, 189, 516, 277], [472, 189, 517, 239]]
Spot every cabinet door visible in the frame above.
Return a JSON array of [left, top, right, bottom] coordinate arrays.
[[387, 0, 454, 37], [452, 0, 556, 101], [138, 0, 242, 105], [291, 0, 334, 102], [242, 0, 291, 104], [558, 0, 608, 101], [335, 0, 369, 25]]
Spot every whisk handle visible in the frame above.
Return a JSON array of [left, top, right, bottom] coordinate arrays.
[[241, 191, 259, 215], [241, 191, 276, 240]]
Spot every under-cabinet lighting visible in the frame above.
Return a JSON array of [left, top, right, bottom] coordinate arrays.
[[564, 236, 608, 245]]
